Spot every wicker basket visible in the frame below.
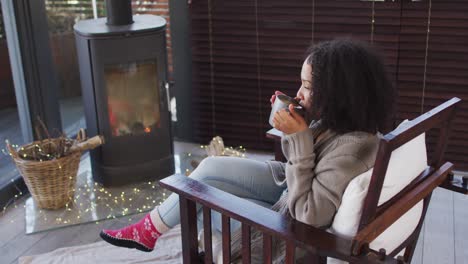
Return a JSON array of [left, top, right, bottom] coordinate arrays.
[[7, 135, 84, 210]]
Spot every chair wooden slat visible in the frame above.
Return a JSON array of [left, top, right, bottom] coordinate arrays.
[[359, 141, 392, 229], [222, 215, 231, 263], [203, 207, 213, 264], [179, 197, 198, 264], [242, 223, 251, 263], [263, 233, 272, 264], [285, 241, 295, 264], [304, 252, 327, 264]]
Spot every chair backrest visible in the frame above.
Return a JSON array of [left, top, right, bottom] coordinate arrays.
[[329, 120, 428, 263], [352, 97, 460, 262]]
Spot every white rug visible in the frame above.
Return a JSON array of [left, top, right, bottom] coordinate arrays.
[[19, 225, 183, 264]]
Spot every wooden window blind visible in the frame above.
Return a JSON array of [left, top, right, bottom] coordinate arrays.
[[398, 0, 468, 171], [191, 0, 263, 148], [45, 0, 102, 33], [190, 0, 400, 149], [191, 0, 468, 171]]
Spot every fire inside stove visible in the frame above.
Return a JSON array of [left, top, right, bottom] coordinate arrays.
[[104, 61, 161, 137]]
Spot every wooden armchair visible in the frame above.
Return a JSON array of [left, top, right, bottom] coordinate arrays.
[[159, 97, 467, 264]]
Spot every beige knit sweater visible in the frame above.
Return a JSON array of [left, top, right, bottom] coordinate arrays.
[[230, 121, 380, 263]]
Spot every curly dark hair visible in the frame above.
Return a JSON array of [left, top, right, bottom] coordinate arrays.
[[306, 38, 395, 134]]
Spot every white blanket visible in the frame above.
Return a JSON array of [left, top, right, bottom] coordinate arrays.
[[19, 225, 183, 264]]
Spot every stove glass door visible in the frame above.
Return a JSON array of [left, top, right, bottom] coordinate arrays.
[[104, 60, 160, 137]]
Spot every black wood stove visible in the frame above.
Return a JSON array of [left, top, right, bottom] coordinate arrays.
[[74, 0, 174, 186]]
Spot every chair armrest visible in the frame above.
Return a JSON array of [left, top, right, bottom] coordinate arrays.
[[266, 128, 283, 140], [266, 128, 287, 161], [159, 174, 399, 264], [439, 172, 468, 194]]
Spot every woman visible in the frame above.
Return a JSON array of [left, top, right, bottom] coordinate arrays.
[[100, 38, 395, 254]]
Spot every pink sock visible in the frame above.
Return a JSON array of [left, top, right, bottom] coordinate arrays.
[[100, 213, 162, 252]]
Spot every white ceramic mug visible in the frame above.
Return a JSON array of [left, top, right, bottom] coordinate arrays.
[[269, 94, 305, 127]]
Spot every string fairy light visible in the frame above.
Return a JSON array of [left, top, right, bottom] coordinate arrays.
[[0, 154, 170, 227], [2, 137, 247, 228]]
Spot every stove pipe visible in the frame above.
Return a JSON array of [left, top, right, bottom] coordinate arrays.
[[106, 0, 134, 26]]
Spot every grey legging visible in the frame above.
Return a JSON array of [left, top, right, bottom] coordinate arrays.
[[156, 156, 285, 232]]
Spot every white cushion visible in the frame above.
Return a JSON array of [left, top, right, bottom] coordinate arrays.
[[328, 120, 427, 263]]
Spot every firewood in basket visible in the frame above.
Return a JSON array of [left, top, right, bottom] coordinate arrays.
[[68, 135, 105, 154]]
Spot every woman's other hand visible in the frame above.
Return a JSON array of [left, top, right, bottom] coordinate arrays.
[[273, 104, 308, 135], [270, 91, 285, 106]]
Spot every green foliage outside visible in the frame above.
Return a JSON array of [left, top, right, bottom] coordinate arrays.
[[46, 0, 107, 34], [0, 1, 161, 36], [46, 0, 161, 34]]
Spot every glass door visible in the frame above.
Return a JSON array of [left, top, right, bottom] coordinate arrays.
[[0, 1, 27, 190], [45, 0, 107, 137]]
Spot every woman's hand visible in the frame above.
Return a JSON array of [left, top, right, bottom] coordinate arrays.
[[272, 104, 308, 135], [270, 91, 285, 106]]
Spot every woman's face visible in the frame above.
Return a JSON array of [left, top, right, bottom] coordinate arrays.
[[296, 59, 313, 111]]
